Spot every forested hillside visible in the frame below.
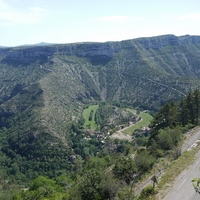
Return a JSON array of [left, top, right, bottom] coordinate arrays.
[[1, 35, 200, 198], [10, 89, 200, 200]]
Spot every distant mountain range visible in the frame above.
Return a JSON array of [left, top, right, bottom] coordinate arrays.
[[1, 34, 200, 174], [0, 42, 54, 48], [19, 42, 54, 47]]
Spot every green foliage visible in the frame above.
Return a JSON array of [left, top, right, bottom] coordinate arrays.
[[55, 174, 74, 189], [168, 126, 182, 144], [137, 184, 156, 200], [149, 90, 200, 147], [89, 109, 94, 121], [157, 129, 174, 150], [150, 101, 179, 132], [192, 178, 200, 193], [135, 149, 156, 173], [100, 171, 121, 200], [117, 186, 135, 200], [113, 157, 137, 185], [95, 103, 135, 131], [13, 176, 68, 200], [0, 190, 20, 200], [84, 156, 110, 171], [79, 169, 102, 200]]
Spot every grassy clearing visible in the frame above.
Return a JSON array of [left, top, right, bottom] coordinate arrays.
[[123, 111, 153, 135], [82, 105, 99, 130]]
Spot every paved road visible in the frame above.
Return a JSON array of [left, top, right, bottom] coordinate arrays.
[[163, 127, 200, 200], [163, 151, 200, 200], [182, 128, 200, 152]]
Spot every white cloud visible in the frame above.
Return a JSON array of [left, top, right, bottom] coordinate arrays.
[[0, 1, 47, 25], [95, 15, 129, 22]]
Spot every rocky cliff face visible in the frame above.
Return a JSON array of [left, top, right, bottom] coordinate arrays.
[[0, 42, 118, 64], [2, 35, 200, 65], [137, 34, 179, 49]]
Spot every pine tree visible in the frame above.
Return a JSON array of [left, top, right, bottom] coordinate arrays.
[[186, 92, 195, 124]]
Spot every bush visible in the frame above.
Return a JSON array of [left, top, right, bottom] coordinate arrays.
[[137, 184, 156, 200]]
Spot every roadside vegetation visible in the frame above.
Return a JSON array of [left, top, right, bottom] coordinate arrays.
[[138, 141, 200, 200]]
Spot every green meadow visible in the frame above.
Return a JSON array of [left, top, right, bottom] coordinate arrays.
[[82, 105, 99, 130], [123, 111, 153, 135]]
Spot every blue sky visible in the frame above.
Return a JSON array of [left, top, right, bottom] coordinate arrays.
[[1, 0, 200, 46]]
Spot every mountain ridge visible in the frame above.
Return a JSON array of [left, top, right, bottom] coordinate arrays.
[[2, 34, 200, 57]]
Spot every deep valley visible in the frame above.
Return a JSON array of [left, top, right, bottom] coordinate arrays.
[[1, 34, 200, 199]]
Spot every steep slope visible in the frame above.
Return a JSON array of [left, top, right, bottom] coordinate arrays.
[[1, 34, 200, 176]]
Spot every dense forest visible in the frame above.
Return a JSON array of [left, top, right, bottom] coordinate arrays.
[[0, 89, 200, 199]]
